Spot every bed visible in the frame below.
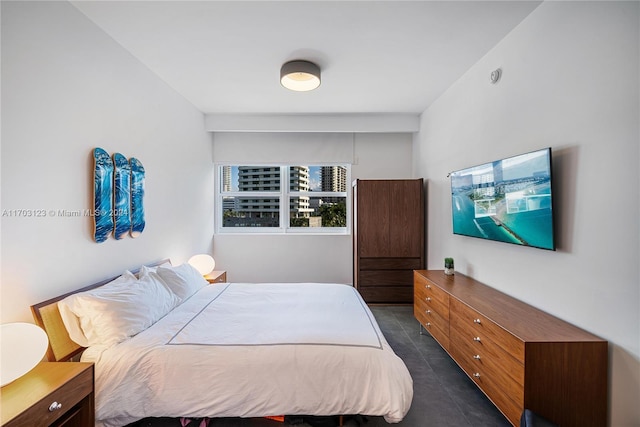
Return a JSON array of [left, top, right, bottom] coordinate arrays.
[[31, 259, 413, 427]]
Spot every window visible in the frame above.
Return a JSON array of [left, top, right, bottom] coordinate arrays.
[[216, 164, 350, 234]]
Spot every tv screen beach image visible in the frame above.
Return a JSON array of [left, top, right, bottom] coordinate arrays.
[[450, 148, 555, 250]]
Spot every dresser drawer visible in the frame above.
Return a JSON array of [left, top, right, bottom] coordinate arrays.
[[415, 296, 449, 336], [358, 285, 413, 303], [359, 269, 414, 286], [421, 316, 450, 349], [359, 258, 422, 270], [415, 300, 449, 349], [415, 282, 449, 319], [450, 298, 524, 363], [5, 365, 93, 427], [450, 325, 524, 388], [414, 275, 450, 348], [414, 276, 449, 306], [450, 341, 523, 426]]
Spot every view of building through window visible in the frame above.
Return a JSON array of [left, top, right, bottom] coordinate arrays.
[[220, 165, 348, 230]]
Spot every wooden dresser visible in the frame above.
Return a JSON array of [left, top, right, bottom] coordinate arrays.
[[414, 270, 607, 427], [353, 179, 424, 303]]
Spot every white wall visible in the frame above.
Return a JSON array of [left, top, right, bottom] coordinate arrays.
[[352, 133, 414, 180], [212, 132, 414, 284], [415, 2, 639, 425], [0, 1, 214, 323]]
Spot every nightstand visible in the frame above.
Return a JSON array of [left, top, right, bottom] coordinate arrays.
[[204, 270, 227, 283], [1, 362, 94, 427]]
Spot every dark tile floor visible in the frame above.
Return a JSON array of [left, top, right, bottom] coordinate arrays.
[[132, 306, 510, 427], [365, 305, 510, 427]]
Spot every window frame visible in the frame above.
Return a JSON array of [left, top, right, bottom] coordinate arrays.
[[215, 163, 351, 235]]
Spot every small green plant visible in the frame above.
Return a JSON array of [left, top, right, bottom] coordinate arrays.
[[444, 257, 454, 268]]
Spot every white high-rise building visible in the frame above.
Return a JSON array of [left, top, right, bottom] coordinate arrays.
[[236, 166, 311, 219], [321, 166, 347, 204], [222, 165, 232, 192], [289, 166, 312, 219], [321, 166, 347, 192]]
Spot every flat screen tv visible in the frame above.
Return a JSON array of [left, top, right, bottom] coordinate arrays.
[[450, 147, 555, 251]]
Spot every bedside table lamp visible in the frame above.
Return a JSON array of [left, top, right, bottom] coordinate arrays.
[[188, 254, 216, 275], [1, 322, 49, 387]]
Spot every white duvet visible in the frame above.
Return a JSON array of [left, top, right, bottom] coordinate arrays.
[[83, 283, 413, 427]]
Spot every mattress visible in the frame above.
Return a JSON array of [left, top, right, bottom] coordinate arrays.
[[82, 283, 413, 426]]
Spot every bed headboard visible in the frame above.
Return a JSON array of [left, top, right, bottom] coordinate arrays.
[[30, 259, 171, 362]]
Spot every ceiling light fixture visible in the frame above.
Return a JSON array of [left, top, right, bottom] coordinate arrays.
[[280, 60, 321, 92]]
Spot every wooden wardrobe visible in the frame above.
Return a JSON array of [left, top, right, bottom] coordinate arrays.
[[352, 179, 425, 303]]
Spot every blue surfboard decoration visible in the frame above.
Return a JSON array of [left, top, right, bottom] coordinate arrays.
[[93, 148, 114, 243], [130, 157, 145, 237], [112, 153, 132, 240]]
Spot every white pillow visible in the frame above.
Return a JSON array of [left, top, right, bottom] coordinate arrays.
[[59, 271, 137, 347], [58, 272, 179, 347], [156, 263, 208, 302], [138, 262, 171, 278]]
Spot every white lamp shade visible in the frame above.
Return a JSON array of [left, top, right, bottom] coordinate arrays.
[[188, 254, 216, 275], [1, 323, 49, 387]]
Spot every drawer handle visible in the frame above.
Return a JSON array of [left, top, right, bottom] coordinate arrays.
[[49, 402, 63, 412], [426, 322, 431, 327], [426, 285, 431, 289], [473, 373, 481, 378], [426, 297, 431, 302], [473, 354, 481, 360], [426, 309, 431, 314], [473, 336, 481, 342], [473, 318, 482, 324]]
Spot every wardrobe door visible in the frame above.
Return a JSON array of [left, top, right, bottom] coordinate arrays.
[[357, 181, 390, 258], [389, 180, 423, 258]]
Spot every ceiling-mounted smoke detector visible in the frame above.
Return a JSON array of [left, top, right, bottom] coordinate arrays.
[[490, 68, 502, 84]]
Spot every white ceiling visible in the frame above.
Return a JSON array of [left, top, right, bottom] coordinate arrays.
[[71, 1, 542, 115]]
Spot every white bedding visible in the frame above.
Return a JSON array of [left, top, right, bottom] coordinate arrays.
[[82, 283, 413, 426]]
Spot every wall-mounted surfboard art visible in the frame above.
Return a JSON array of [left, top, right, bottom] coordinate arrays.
[[93, 148, 115, 243], [130, 157, 146, 237], [92, 148, 145, 243], [112, 153, 132, 240]]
